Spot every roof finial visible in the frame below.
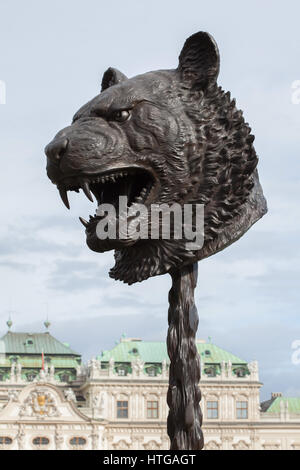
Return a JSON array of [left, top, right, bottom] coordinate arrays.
[[44, 316, 51, 332], [44, 303, 51, 332], [120, 332, 126, 343], [6, 315, 12, 331], [7, 298, 14, 331]]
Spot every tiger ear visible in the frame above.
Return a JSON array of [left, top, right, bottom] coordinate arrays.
[[178, 32, 220, 89], [101, 67, 128, 92]]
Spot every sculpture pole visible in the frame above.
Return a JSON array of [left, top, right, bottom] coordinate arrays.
[[167, 262, 203, 450]]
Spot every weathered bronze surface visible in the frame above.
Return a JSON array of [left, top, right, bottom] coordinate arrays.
[[45, 31, 267, 449]]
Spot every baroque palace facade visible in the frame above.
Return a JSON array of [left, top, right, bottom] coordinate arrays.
[[0, 325, 300, 450]]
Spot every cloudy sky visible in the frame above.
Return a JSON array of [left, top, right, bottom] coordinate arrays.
[[0, 0, 299, 400]]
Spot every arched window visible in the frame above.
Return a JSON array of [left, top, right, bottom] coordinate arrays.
[[70, 437, 86, 446], [32, 437, 49, 445], [0, 436, 12, 445]]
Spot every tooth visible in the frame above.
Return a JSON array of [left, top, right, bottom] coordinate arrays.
[[59, 187, 70, 209], [82, 181, 93, 202], [79, 217, 88, 227]]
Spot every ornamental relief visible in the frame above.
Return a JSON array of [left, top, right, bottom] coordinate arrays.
[[204, 394, 219, 401], [233, 440, 250, 450], [113, 439, 130, 450], [19, 389, 60, 418], [263, 444, 280, 450], [205, 440, 221, 450], [143, 440, 160, 450]]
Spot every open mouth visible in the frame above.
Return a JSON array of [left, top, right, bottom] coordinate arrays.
[[57, 167, 155, 228]]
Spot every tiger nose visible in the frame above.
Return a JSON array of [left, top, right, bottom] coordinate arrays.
[[45, 138, 69, 163]]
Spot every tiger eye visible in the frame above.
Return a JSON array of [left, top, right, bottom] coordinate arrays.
[[114, 110, 130, 122]]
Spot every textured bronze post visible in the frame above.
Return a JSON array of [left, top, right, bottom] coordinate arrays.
[[167, 263, 203, 450]]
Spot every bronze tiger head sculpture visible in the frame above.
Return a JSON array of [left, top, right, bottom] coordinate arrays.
[[45, 32, 267, 285]]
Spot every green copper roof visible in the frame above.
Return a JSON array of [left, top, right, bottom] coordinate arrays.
[[266, 397, 300, 414], [99, 339, 247, 364], [0, 332, 80, 356]]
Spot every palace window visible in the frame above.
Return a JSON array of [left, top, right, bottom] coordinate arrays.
[[32, 437, 49, 445], [146, 366, 157, 377], [115, 363, 130, 376], [147, 401, 159, 418], [236, 401, 248, 419], [234, 367, 247, 378], [60, 373, 70, 383], [26, 372, 37, 382], [207, 401, 218, 419], [70, 437, 86, 446], [117, 366, 128, 376], [204, 366, 217, 377], [117, 400, 128, 418], [0, 436, 12, 445]]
